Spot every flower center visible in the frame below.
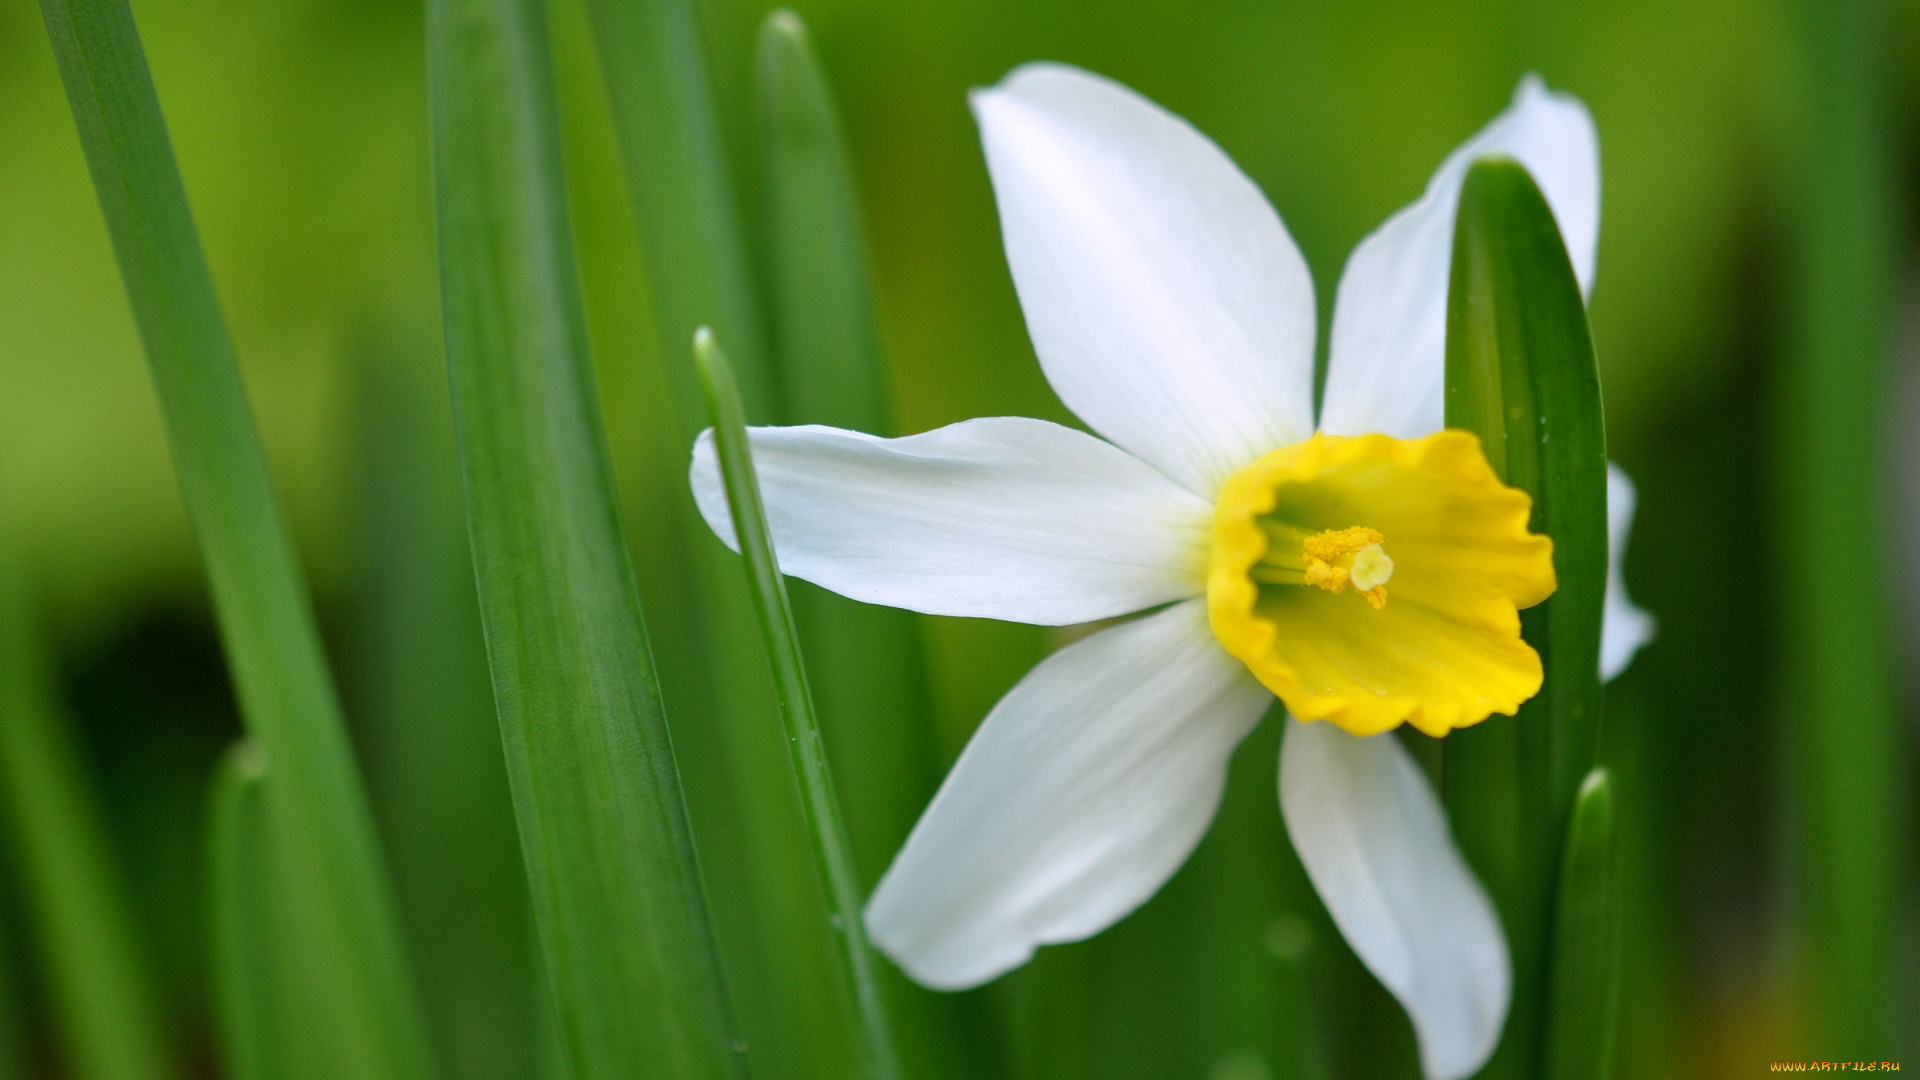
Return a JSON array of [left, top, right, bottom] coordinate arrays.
[[1205, 431, 1557, 737], [1254, 524, 1395, 609]]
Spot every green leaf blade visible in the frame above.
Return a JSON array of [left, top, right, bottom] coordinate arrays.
[[428, 0, 741, 1074], [580, 1, 869, 1074], [696, 329, 902, 1080], [205, 740, 304, 1080], [32, 2, 432, 1074], [758, 10, 886, 435], [1446, 159, 1609, 771], [583, 0, 773, 423], [1544, 767, 1620, 1080], [755, 10, 941, 876], [753, 17, 969, 1074], [353, 352, 552, 1080], [1443, 156, 1609, 1080], [1778, 0, 1905, 1052], [0, 561, 178, 1080]]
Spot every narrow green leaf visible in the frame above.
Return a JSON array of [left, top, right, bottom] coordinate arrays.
[[756, 8, 940, 874], [580, 0, 773, 419], [353, 351, 550, 1080], [1443, 156, 1608, 1078], [35, 2, 434, 1076], [1544, 768, 1620, 1080], [697, 328, 903, 1080], [754, 16, 969, 1075], [0, 559, 176, 1080], [428, 0, 741, 1075], [1779, 0, 1904, 1052], [205, 740, 305, 1080], [579, 0, 863, 1073], [757, 10, 884, 435], [1446, 158, 1609, 805]]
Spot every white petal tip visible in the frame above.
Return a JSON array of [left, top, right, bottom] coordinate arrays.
[[1601, 463, 1655, 681], [991, 60, 1097, 92], [964, 83, 992, 117], [1280, 719, 1510, 1080], [864, 901, 1035, 991], [970, 62, 1074, 114]]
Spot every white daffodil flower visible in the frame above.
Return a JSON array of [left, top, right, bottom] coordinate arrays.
[[691, 64, 1653, 1080]]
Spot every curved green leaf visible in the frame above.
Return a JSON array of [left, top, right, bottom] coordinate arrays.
[[581, 0, 772, 418], [1443, 156, 1608, 1079], [34, 1, 434, 1075], [1545, 768, 1620, 1080], [756, 9, 941, 880], [0, 558, 176, 1080], [758, 10, 885, 437], [428, 0, 741, 1073], [754, 15, 969, 1075], [1778, 0, 1903, 1051], [205, 740, 302, 1080], [697, 328, 902, 1080], [578, 1, 861, 1074]]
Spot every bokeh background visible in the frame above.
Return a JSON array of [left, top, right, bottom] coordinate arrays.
[[1, 0, 1916, 1077]]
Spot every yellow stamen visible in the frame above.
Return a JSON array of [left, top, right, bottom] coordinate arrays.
[[1295, 526, 1393, 609]]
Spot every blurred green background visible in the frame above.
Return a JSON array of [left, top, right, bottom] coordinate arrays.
[[0, 0, 1916, 1076]]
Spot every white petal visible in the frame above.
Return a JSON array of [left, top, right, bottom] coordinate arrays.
[[690, 417, 1210, 626], [865, 599, 1274, 989], [1280, 718, 1509, 1080], [972, 63, 1317, 496], [1321, 75, 1599, 439], [1601, 463, 1655, 681]]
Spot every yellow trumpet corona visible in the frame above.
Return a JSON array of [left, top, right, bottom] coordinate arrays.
[[1207, 430, 1557, 738]]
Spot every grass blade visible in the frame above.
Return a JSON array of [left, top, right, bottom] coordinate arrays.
[[579, 0, 864, 1072], [1446, 157, 1609, 805], [353, 351, 550, 1080], [1443, 156, 1609, 1079], [756, 7, 940, 882], [205, 740, 302, 1080], [580, 0, 772, 418], [757, 10, 884, 436], [0, 560, 176, 1080], [1778, 0, 1904, 1052], [754, 14, 968, 1075], [35, 2, 434, 1075], [1544, 768, 1620, 1080], [428, 0, 741, 1073], [696, 328, 903, 1080]]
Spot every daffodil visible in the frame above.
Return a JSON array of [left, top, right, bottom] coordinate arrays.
[[692, 64, 1652, 1080]]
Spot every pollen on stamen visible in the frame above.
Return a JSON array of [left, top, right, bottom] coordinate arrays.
[[1301, 527, 1392, 609]]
